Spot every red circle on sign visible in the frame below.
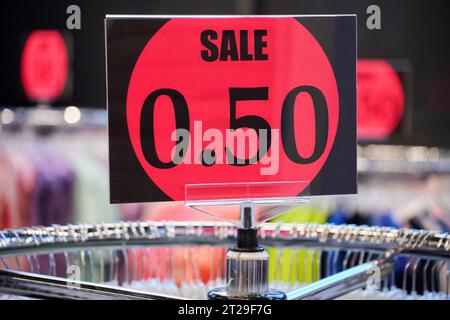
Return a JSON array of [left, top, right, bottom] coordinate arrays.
[[21, 30, 68, 102], [357, 60, 404, 139], [127, 18, 339, 200]]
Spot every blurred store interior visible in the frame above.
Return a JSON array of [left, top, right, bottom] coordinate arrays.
[[0, 0, 449, 298], [1, 0, 449, 228]]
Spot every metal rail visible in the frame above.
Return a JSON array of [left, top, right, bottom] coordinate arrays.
[[0, 222, 448, 259], [0, 270, 183, 300]]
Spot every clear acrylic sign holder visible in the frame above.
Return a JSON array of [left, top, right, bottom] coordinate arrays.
[[184, 181, 310, 300]]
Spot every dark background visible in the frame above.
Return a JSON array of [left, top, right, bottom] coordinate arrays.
[[0, 0, 449, 147]]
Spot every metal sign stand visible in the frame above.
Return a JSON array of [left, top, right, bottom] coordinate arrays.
[[185, 182, 310, 300], [206, 201, 287, 300]]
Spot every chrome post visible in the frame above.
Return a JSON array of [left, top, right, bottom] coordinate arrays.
[[208, 202, 286, 300]]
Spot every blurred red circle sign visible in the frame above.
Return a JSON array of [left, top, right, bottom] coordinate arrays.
[[357, 60, 405, 139], [21, 30, 69, 102], [126, 18, 339, 201]]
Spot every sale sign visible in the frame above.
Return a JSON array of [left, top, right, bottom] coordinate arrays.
[[357, 59, 410, 140], [106, 15, 357, 203]]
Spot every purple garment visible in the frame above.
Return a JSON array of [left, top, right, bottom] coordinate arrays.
[[26, 143, 75, 277], [29, 144, 75, 226]]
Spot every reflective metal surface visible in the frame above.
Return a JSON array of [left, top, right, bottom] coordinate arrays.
[[287, 253, 395, 300], [226, 250, 269, 296], [0, 222, 449, 259], [0, 270, 184, 300]]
